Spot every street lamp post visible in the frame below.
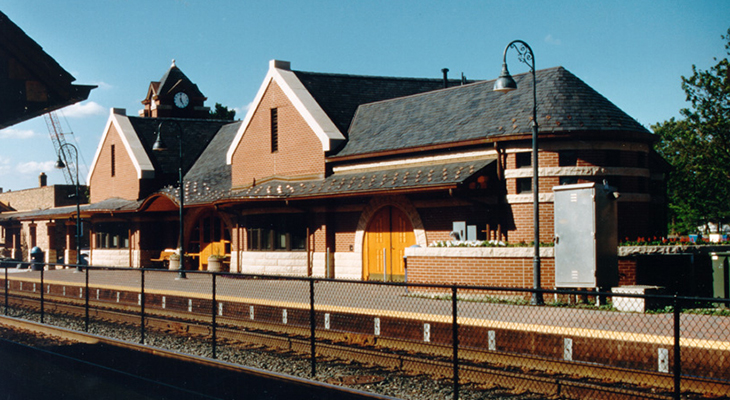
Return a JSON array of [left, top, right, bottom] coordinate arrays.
[[54, 143, 82, 273], [153, 121, 187, 280], [493, 40, 543, 305]]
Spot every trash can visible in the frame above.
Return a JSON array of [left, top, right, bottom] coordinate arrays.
[[711, 252, 730, 308], [30, 246, 44, 271]]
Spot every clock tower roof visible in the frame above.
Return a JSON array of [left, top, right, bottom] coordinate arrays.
[[140, 60, 209, 118], [157, 59, 205, 99]]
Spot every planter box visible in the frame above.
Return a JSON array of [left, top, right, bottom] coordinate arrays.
[[611, 285, 664, 312]]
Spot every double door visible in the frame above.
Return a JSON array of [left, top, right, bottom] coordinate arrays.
[[364, 206, 415, 282]]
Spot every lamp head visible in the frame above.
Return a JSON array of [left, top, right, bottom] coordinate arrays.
[[152, 136, 168, 152], [152, 123, 168, 151], [54, 157, 66, 169], [493, 63, 517, 93]]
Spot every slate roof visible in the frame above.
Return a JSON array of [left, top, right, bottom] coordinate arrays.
[[158, 121, 242, 205], [335, 67, 650, 158], [225, 159, 495, 201], [127, 117, 230, 180], [293, 71, 469, 138]]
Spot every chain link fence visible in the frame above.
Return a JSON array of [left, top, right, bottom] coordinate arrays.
[[2, 261, 729, 399]]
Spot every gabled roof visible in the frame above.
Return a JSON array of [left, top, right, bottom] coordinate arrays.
[[0, 10, 95, 129], [335, 67, 651, 158], [87, 109, 229, 185], [226, 60, 464, 164]]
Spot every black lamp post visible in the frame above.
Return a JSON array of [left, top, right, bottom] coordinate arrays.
[[153, 121, 187, 280], [494, 40, 543, 305], [54, 143, 82, 273]]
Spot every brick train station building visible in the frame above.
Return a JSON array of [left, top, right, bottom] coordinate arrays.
[[0, 59, 669, 287]]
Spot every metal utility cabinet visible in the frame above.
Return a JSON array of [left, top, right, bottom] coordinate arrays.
[[711, 252, 730, 306], [553, 182, 619, 289]]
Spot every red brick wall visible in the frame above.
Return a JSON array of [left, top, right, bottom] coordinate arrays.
[[504, 203, 555, 243], [230, 81, 325, 187], [618, 258, 637, 286], [334, 212, 359, 252], [406, 255, 556, 288], [90, 124, 142, 203]]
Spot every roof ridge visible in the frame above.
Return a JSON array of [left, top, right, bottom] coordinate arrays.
[[293, 69, 468, 83]]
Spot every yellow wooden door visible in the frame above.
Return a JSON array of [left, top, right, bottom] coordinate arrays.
[[193, 215, 230, 271], [363, 206, 415, 282], [390, 208, 415, 281]]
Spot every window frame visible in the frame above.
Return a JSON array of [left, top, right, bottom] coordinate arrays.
[[94, 221, 130, 249], [246, 214, 306, 252]]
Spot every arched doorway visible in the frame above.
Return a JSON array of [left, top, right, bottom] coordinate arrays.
[[363, 206, 415, 282], [189, 213, 231, 271]]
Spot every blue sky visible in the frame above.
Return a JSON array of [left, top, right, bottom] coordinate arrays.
[[0, 0, 728, 191]]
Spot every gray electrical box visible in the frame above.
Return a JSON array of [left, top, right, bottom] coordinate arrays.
[[553, 183, 618, 289]]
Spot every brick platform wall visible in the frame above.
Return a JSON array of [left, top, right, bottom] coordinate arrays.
[[405, 247, 556, 288]]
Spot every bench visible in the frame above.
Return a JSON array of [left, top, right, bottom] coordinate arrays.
[[150, 249, 177, 267]]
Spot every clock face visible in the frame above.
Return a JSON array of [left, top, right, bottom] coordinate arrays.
[[174, 92, 189, 108]]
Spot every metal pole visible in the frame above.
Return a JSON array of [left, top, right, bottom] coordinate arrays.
[[4, 264, 8, 315], [56, 143, 82, 273], [530, 64, 542, 306], [497, 40, 542, 305], [177, 130, 186, 279], [673, 294, 682, 400], [40, 266, 44, 324], [84, 266, 89, 331], [452, 285, 459, 400], [140, 268, 145, 344], [309, 278, 316, 377], [212, 273, 217, 359]]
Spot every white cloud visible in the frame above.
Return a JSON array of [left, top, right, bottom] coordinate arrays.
[[0, 157, 12, 176], [92, 81, 113, 90], [0, 128, 35, 139], [16, 160, 56, 174], [235, 101, 255, 117], [61, 101, 106, 118], [545, 34, 562, 45]]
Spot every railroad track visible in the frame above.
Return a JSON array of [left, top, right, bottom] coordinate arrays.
[[5, 287, 726, 400], [0, 315, 399, 400]]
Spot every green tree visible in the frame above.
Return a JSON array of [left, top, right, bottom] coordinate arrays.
[[654, 28, 730, 234], [209, 103, 236, 120]]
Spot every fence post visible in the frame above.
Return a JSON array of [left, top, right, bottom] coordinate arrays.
[[309, 278, 316, 377], [4, 264, 8, 315], [40, 265, 44, 324], [452, 285, 459, 400], [140, 268, 145, 344], [212, 273, 217, 359], [84, 266, 90, 332], [673, 294, 681, 400]]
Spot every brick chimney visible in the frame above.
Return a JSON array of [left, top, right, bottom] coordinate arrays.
[[39, 172, 47, 187]]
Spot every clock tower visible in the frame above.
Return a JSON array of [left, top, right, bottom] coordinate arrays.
[[140, 60, 209, 118]]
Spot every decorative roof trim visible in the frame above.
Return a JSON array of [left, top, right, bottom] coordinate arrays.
[[226, 60, 345, 164], [87, 109, 155, 182]]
